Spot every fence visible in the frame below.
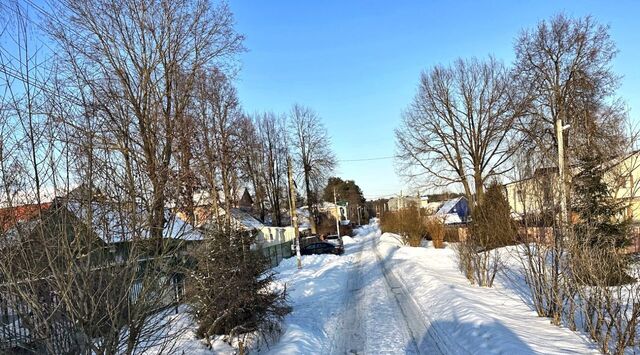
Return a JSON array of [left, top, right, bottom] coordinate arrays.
[[260, 240, 294, 268], [0, 270, 186, 353]]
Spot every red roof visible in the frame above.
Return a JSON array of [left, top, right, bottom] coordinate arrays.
[[0, 203, 52, 233]]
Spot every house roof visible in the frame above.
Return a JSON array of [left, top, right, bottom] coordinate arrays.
[[210, 208, 265, 231], [435, 197, 466, 216], [66, 201, 202, 243], [425, 201, 442, 212], [0, 203, 52, 233]]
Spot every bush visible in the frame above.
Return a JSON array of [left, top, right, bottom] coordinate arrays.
[[444, 227, 462, 242], [457, 182, 516, 287], [470, 183, 518, 251], [317, 214, 353, 237], [380, 203, 426, 247], [425, 218, 445, 248], [187, 228, 290, 346]]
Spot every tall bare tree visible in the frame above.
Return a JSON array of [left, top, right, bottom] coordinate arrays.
[[513, 14, 629, 326], [49, 0, 244, 246], [192, 69, 244, 227], [238, 117, 268, 221], [396, 57, 527, 206], [0, 0, 245, 353], [256, 113, 288, 226], [289, 104, 336, 234], [513, 14, 627, 165]]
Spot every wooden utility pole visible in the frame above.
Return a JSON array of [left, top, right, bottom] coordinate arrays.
[[334, 188, 340, 237], [555, 119, 569, 229], [287, 157, 302, 269]]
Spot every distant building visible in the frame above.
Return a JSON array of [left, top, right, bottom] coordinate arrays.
[[387, 196, 420, 212]]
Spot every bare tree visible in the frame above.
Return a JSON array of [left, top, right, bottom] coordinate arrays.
[[49, 0, 244, 247], [396, 57, 526, 207], [513, 14, 626, 166], [192, 69, 244, 228], [289, 104, 336, 234], [255, 113, 289, 227], [0, 0, 244, 353], [512, 14, 631, 327], [238, 117, 268, 221]]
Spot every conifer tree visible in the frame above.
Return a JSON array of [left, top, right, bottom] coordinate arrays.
[[471, 182, 518, 250], [187, 228, 290, 346], [572, 154, 629, 248]]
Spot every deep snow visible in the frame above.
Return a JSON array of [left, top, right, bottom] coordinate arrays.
[[376, 229, 599, 354], [265, 221, 599, 354], [140, 221, 601, 354]]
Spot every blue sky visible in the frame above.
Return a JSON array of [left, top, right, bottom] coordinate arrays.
[[230, 1, 640, 200]]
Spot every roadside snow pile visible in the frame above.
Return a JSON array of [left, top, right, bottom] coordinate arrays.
[[260, 248, 357, 354], [133, 305, 233, 354], [341, 235, 357, 244], [379, 232, 404, 246], [376, 236, 599, 354]]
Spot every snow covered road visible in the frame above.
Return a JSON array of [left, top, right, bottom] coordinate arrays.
[[331, 228, 422, 354], [263, 221, 598, 354], [263, 225, 427, 354]]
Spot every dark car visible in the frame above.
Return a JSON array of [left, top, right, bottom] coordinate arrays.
[[325, 234, 344, 249], [301, 242, 344, 256]]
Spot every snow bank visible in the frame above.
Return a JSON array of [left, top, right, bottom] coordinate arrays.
[[379, 232, 404, 246], [261, 248, 358, 353], [132, 305, 232, 354], [376, 237, 599, 354], [341, 235, 357, 245]]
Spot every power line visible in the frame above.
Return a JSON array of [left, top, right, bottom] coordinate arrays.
[[337, 155, 398, 162]]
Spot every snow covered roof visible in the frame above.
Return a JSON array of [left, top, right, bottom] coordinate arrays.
[[435, 197, 466, 216], [213, 208, 265, 231], [67, 201, 202, 244], [425, 202, 442, 212], [441, 213, 462, 225]]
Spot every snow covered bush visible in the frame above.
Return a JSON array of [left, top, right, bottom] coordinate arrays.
[[187, 228, 290, 348]]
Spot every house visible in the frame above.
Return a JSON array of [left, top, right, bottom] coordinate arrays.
[[504, 151, 640, 224], [0, 193, 198, 351], [196, 203, 297, 267], [387, 196, 420, 212], [238, 188, 254, 212], [433, 196, 470, 225], [0, 201, 109, 273], [318, 201, 349, 222]]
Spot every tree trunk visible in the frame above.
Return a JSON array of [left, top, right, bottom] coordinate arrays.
[[304, 167, 317, 234]]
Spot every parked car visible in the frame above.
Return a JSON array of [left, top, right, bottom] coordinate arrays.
[[301, 242, 344, 255], [325, 234, 343, 249]]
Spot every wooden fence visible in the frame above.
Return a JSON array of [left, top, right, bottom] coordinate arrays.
[[443, 225, 640, 255]]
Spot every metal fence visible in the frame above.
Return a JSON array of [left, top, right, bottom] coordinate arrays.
[[261, 240, 294, 267]]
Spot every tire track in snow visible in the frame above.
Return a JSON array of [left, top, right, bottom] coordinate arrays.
[[372, 241, 468, 355], [329, 240, 365, 355], [331, 235, 422, 354]]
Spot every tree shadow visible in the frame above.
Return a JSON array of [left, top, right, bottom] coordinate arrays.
[[415, 313, 537, 354]]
